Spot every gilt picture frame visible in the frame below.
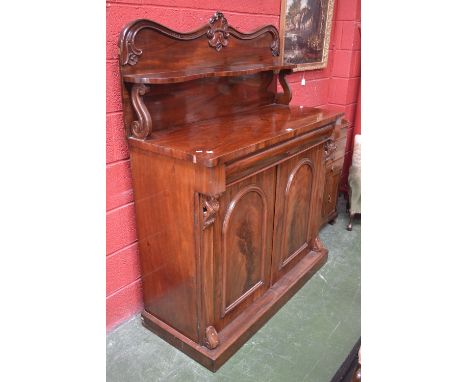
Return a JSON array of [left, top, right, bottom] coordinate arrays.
[[280, 0, 335, 71]]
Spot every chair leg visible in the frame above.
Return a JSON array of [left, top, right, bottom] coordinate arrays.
[[346, 189, 351, 213], [347, 213, 354, 231]]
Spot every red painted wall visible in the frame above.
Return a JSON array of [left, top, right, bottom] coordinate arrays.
[[106, 0, 361, 331]]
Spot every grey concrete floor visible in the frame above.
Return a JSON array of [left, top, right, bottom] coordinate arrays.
[[107, 197, 360, 382]]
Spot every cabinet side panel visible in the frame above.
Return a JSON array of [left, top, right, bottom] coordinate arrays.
[[321, 163, 341, 225], [129, 148, 199, 341]]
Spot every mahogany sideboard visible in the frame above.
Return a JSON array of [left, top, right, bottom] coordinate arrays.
[[118, 12, 344, 371]]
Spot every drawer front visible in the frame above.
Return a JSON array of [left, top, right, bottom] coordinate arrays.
[[225, 123, 335, 185]]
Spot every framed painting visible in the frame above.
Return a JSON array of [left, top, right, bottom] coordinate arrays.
[[280, 0, 335, 71]]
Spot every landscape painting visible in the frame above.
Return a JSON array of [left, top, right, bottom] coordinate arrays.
[[280, 0, 335, 71]]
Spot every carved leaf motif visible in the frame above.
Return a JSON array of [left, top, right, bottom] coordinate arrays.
[[324, 139, 337, 160], [271, 38, 280, 56], [202, 194, 220, 229], [207, 11, 230, 51], [128, 53, 139, 66]]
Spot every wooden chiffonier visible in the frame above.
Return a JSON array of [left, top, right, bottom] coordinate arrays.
[[321, 119, 350, 226], [118, 12, 344, 371]]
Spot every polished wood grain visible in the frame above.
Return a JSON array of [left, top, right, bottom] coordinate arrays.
[[119, 12, 344, 371], [130, 149, 200, 341], [132, 71, 277, 134], [129, 105, 341, 166]]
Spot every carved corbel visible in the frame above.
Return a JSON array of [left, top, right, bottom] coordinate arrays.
[[130, 84, 152, 139], [207, 11, 229, 51], [275, 69, 293, 105], [204, 326, 220, 350], [324, 139, 337, 161], [201, 194, 220, 230]]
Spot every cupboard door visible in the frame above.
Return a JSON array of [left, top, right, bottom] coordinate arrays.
[[213, 167, 276, 330], [271, 146, 324, 284]]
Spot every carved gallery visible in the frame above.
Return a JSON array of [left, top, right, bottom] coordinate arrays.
[[107, 1, 361, 380]]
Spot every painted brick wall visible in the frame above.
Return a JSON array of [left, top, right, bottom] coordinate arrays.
[[327, 0, 361, 191], [106, 0, 361, 331]]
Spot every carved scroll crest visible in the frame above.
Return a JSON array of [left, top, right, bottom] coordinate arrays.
[[201, 194, 220, 229], [227, 23, 280, 56], [119, 13, 280, 66], [130, 84, 152, 139], [207, 11, 229, 51]]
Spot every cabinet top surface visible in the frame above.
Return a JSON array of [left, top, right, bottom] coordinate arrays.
[[129, 105, 344, 167]]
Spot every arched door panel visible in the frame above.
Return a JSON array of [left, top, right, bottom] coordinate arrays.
[[213, 167, 276, 330], [271, 146, 323, 284]]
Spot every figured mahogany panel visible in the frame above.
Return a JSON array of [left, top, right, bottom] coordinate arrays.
[[271, 144, 326, 284], [213, 168, 276, 331], [129, 149, 200, 341], [222, 187, 266, 314]]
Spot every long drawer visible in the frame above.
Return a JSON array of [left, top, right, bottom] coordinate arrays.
[[225, 123, 334, 185]]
